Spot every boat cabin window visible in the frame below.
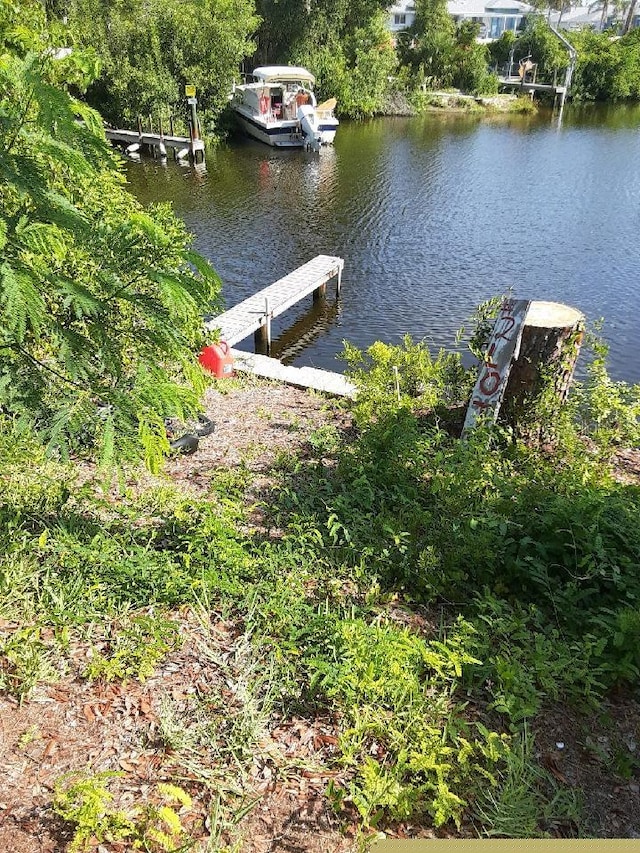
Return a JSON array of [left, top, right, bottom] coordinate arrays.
[[270, 88, 283, 116]]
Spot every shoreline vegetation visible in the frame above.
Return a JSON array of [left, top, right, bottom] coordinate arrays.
[[53, 0, 640, 138], [1, 361, 640, 851], [380, 89, 539, 116], [1, 2, 640, 851]]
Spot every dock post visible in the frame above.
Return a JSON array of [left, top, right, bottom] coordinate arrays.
[[186, 87, 202, 164], [169, 115, 177, 159], [313, 282, 327, 303], [264, 297, 271, 355], [253, 297, 272, 355], [158, 116, 167, 159], [336, 265, 342, 296]]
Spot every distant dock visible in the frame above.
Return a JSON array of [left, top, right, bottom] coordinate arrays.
[[206, 255, 353, 397], [105, 103, 206, 164], [105, 127, 205, 161], [497, 76, 567, 102]]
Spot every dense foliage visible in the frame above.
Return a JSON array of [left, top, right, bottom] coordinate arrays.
[[0, 1, 222, 468], [489, 16, 640, 102], [1, 318, 639, 839], [569, 27, 640, 101], [393, 0, 498, 97], [63, 0, 259, 129]]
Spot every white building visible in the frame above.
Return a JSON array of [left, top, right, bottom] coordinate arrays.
[[549, 5, 640, 32], [388, 0, 638, 38], [388, 0, 532, 39]]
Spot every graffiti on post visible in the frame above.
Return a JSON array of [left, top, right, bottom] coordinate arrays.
[[462, 298, 531, 435]]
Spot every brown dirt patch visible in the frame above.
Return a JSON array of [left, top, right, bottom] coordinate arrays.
[[2, 377, 640, 850]]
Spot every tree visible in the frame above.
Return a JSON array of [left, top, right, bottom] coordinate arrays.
[[409, 0, 457, 89], [0, 0, 222, 470], [254, 0, 396, 117], [622, 0, 638, 33], [569, 26, 640, 99], [64, 0, 259, 129]]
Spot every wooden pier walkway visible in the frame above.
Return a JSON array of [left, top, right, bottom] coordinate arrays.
[[204, 255, 350, 397], [104, 127, 205, 161], [497, 76, 566, 96], [205, 255, 344, 351], [230, 350, 356, 398]]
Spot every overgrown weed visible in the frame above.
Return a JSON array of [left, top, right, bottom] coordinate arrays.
[[1, 325, 639, 839]]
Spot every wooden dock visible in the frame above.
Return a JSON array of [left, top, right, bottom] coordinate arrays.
[[205, 255, 344, 352], [203, 255, 351, 397], [104, 127, 205, 162], [497, 76, 566, 98], [230, 349, 356, 398]]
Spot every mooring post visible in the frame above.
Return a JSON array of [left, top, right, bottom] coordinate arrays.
[[157, 116, 167, 159], [185, 84, 201, 164], [264, 296, 272, 355], [336, 265, 342, 296], [169, 115, 177, 159], [313, 281, 327, 303], [137, 115, 143, 141], [253, 297, 272, 355]]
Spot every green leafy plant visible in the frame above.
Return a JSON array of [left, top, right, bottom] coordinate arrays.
[[0, 625, 60, 702], [474, 727, 581, 837], [52, 772, 193, 852], [84, 614, 181, 682], [0, 3, 222, 470]]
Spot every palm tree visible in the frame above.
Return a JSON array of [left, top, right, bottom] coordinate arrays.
[[589, 0, 628, 30], [622, 0, 638, 32]]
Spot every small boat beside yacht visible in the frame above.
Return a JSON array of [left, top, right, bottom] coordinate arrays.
[[230, 66, 339, 150]]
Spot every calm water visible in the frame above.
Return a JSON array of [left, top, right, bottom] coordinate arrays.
[[125, 104, 640, 383]]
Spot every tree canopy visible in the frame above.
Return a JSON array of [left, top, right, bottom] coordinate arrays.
[[0, 0, 222, 470], [63, 0, 259, 129]]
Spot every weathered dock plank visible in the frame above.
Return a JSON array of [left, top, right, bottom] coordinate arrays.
[[104, 128, 205, 155], [205, 255, 344, 346], [231, 349, 356, 398]]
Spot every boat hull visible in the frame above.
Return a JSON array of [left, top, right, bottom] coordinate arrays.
[[233, 108, 305, 148], [233, 105, 338, 148]]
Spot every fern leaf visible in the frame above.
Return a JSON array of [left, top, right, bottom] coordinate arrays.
[[59, 278, 103, 318], [98, 412, 116, 473], [0, 262, 46, 341], [185, 249, 222, 288], [18, 222, 67, 260]]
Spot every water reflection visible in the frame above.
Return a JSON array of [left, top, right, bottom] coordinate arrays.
[[125, 104, 640, 383]]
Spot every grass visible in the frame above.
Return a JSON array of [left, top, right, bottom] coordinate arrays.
[[0, 329, 639, 845]]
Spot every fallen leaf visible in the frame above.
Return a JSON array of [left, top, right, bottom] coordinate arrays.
[[42, 739, 58, 759], [542, 753, 569, 785]]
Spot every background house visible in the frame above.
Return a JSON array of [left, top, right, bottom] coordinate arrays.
[[548, 4, 640, 32], [388, 0, 532, 39]]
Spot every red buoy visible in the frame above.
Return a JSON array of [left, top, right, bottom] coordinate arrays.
[[199, 340, 235, 378]]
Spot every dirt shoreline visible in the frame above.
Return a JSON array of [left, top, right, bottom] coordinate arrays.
[[1, 376, 639, 851]]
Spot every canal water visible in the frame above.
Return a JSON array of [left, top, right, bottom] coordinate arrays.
[[124, 104, 640, 383]]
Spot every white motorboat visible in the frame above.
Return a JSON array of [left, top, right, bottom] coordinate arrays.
[[230, 66, 339, 150]]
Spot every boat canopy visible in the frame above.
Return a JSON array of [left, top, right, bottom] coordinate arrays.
[[252, 66, 315, 85]]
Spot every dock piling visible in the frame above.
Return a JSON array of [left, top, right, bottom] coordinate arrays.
[[313, 282, 327, 302], [208, 255, 344, 355]]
